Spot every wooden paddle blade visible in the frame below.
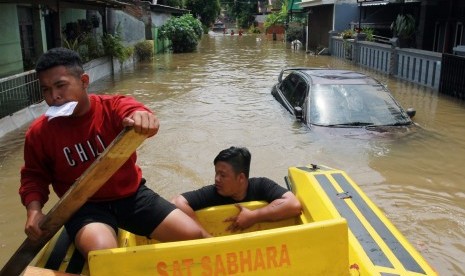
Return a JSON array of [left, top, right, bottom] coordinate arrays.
[[0, 127, 147, 276]]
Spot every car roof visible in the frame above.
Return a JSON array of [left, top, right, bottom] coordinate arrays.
[[281, 68, 382, 85]]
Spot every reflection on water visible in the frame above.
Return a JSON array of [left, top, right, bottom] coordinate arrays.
[[1, 34, 464, 274]]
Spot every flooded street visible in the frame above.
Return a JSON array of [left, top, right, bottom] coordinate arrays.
[[1, 34, 465, 274]]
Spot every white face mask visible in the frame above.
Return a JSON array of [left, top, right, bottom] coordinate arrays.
[[45, 101, 78, 121]]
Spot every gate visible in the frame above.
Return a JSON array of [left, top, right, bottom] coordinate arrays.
[[439, 53, 465, 99]]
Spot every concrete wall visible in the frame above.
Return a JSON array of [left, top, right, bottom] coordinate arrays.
[[60, 8, 87, 29], [112, 10, 145, 45], [0, 101, 47, 137], [334, 3, 358, 32], [151, 12, 172, 27]]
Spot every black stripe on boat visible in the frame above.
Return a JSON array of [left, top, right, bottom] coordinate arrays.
[[44, 229, 72, 270], [331, 173, 425, 274], [298, 166, 426, 273], [312, 173, 394, 269]]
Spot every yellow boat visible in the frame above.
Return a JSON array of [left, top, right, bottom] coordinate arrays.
[[26, 164, 437, 275]]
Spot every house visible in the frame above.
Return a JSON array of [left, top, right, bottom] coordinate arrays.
[[299, 0, 465, 54], [0, 0, 189, 136], [298, 0, 359, 51], [0, 0, 189, 79]]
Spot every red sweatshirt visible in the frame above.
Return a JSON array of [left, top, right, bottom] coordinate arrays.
[[19, 94, 150, 207]]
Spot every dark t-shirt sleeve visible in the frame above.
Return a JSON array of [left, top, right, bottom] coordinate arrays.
[[245, 177, 289, 202], [181, 177, 289, 211], [181, 185, 237, 210]]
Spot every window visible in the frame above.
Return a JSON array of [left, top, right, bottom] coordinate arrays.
[[292, 81, 308, 107], [433, 22, 442, 52], [455, 22, 463, 47], [17, 6, 36, 70], [280, 73, 303, 106]]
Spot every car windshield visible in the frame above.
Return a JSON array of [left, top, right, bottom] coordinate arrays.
[[309, 84, 412, 126]]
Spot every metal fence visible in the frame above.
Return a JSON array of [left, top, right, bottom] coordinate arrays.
[[0, 70, 41, 119], [330, 35, 443, 90], [439, 53, 465, 99]]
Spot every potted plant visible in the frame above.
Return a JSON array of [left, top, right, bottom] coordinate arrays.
[[391, 14, 416, 48], [340, 29, 355, 60], [340, 29, 355, 40]]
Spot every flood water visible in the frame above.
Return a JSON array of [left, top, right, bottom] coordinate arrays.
[[1, 34, 465, 275]]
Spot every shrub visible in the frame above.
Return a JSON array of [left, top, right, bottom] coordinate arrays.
[[361, 27, 374, 42], [134, 40, 154, 61], [102, 24, 133, 66], [286, 25, 305, 43], [391, 14, 415, 39], [159, 14, 202, 53], [248, 25, 261, 34]]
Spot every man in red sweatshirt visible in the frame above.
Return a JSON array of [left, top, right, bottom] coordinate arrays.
[[19, 47, 204, 258]]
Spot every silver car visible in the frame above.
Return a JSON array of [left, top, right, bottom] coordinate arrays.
[[271, 68, 415, 131]]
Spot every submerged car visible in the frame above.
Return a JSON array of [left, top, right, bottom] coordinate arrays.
[[211, 21, 226, 33], [271, 68, 416, 132]]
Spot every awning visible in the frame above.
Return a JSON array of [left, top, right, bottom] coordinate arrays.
[[357, 0, 389, 6], [288, 0, 303, 12], [356, 0, 421, 6]]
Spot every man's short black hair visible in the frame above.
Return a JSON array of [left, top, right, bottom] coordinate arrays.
[[35, 47, 84, 77], [214, 146, 251, 178]]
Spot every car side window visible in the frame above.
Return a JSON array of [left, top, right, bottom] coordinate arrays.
[[280, 73, 302, 106], [293, 81, 308, 107]]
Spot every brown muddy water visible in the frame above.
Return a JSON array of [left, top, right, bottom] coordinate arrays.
[[1, 34, 464, 275]]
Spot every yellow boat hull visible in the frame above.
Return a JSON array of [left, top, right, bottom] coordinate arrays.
[[29, 165, 437, 276], [288, 165, 437, 275]]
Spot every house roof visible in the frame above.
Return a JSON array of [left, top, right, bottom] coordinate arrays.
[[65, 0, 133, 8], [150, 3, 189, 15], [0, 0, 133, 9], [299, 0, 335, 8]]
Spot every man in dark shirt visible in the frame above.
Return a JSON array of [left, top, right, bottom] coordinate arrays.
[[172, 146, 302, 237]]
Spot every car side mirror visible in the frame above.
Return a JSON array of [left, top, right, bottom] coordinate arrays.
[[406, 107, 416, 118], [294, 106, 303, 120]]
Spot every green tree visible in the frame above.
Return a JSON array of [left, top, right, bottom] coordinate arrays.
[[159, 14, 203, 53], [184, 0, 221, 30], [264, 2, 287, 39], [264, 2, 287, 29], [222, 0, 257, 29], [286, 25, 304, 43]]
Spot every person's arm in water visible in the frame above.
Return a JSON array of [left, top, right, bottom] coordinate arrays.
[[172, 195, 212, 238], [224, 191, 302, 232]]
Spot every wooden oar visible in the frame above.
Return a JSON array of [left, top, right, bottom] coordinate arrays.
[[0, 127, 147, 276]]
